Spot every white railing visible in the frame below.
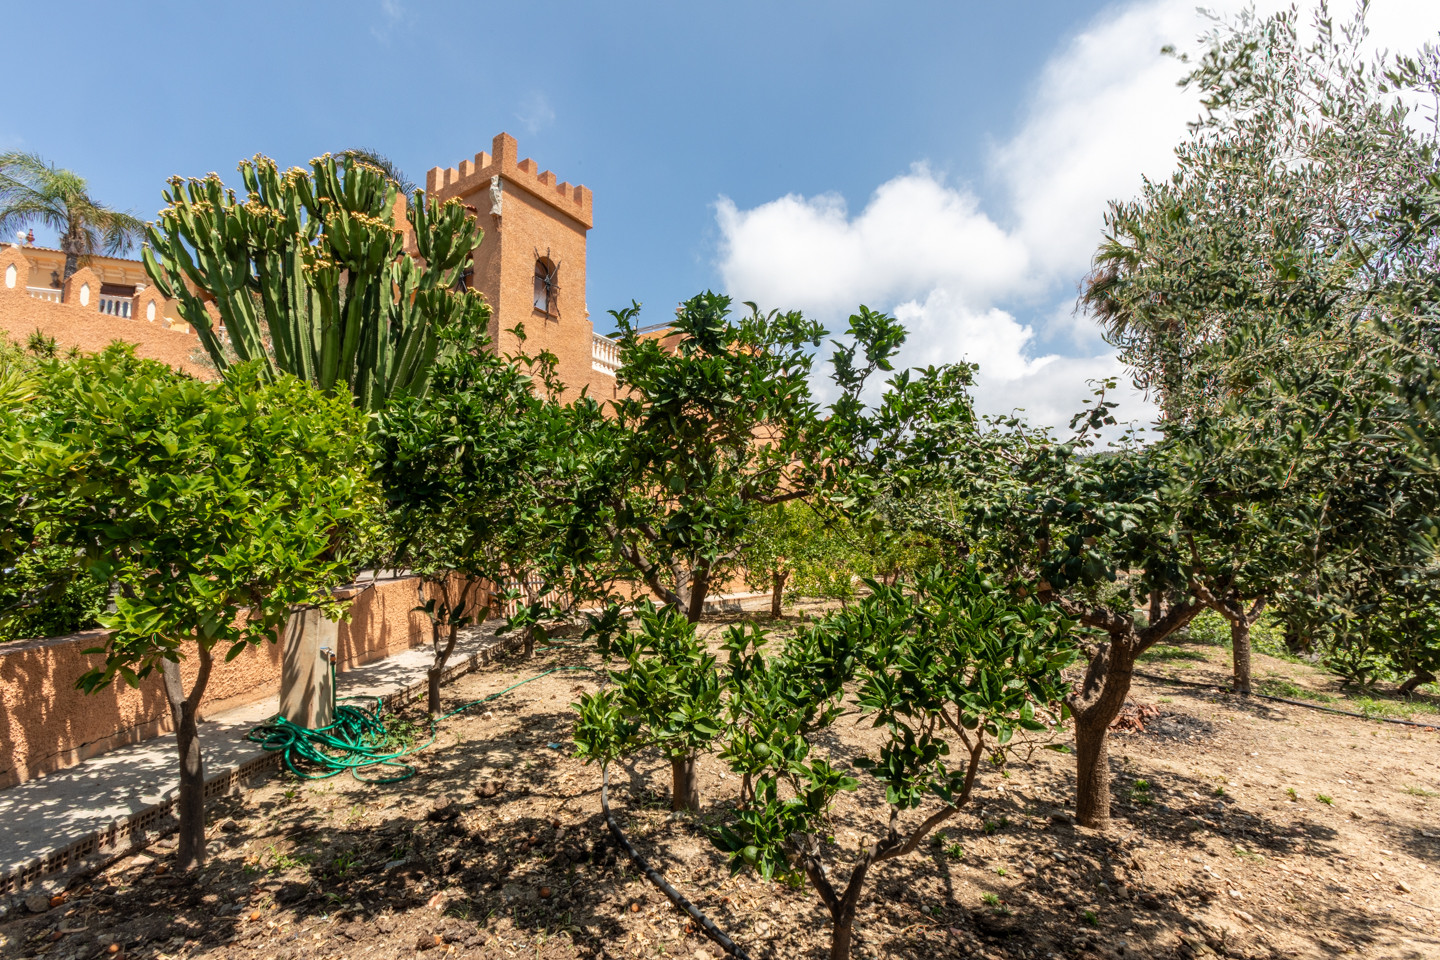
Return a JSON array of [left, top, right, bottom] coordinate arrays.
[[592, 332, 620, 377], [26, 287, 60, 303], [98, 294, 131, 318]]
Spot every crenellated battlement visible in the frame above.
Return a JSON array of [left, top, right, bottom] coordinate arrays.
[[426, 132, 592, 229]]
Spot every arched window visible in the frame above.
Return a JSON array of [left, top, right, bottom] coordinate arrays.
[[534, 258, 557, 315]]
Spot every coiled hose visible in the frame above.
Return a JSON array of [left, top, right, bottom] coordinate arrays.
[[247, 659, 594, 782]]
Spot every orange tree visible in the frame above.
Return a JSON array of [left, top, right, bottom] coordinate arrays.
[[0, 348, 369, 870], [577, 564, 1074, 960], [589, 295, 914, 623]]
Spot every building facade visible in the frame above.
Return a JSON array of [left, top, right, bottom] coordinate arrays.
[[1, 132, 617, 397], [427, 132, 617, 402]]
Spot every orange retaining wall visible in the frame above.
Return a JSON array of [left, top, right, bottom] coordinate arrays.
[[0, 576, 434, 790]]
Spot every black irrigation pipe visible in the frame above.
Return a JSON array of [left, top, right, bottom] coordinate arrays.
[[1132, 670, 1440, 730], [601, 764, 753, 960]]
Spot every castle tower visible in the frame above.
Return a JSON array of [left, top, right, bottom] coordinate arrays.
[[426, 133, 615, 401]]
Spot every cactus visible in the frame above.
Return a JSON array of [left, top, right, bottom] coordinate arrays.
[[143, 153, 487, 410]]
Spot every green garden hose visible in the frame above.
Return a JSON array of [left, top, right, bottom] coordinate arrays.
[[246, 659, 594, 783]]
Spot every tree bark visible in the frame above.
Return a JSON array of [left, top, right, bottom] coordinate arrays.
[[684, 566, 711, 624], [430, 619, 461, 716], [61, 233, 80, 281], [771, 569, 788, 619], [800, 840, 871, 960], [427, 664, 443, 717], [829, 902, 858, 960], [1399, 670, 1435, 696], [799, 793, 967, 960], [670, 754, 701, 812], [162, 646, 214, 872], [1231, 617, 1252, 695], [1066, 636, 1134, 830], [1073, 713, 1111, 827]]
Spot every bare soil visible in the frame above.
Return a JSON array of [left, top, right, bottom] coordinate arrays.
[[4, 606, 1439, 960]]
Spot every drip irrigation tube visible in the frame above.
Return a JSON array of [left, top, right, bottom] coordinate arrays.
[[1132, 670, 1440, 730], [601, 763, 752, 960]]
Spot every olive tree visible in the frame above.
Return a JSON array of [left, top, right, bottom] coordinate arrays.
[[1084, 2, 1440, 694], [0, 348, 369, 870]]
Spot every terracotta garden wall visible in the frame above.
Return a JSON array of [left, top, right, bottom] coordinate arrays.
[[0, 576, 435, 790]]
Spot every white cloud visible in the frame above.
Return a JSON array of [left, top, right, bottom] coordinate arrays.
[[714, 0, 1440, 436], [516, 92, 556, 136], [716, 167, 1028, 319], [371, 0, 408, 42]]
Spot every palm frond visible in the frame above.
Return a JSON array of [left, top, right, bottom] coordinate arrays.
[[0, 151, 144, 262], [340, 147, 417, 197]]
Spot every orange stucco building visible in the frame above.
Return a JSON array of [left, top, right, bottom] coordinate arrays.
[[1, 132, 620, 399], [427, 132, 619, 402]]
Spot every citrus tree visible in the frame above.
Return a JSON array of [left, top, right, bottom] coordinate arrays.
[[593, 296, 927, 622], [713, 565, 1074, 960], [574, 602, 727, 812], [373, 326, 594, 711], [0, 347, 370, 870]]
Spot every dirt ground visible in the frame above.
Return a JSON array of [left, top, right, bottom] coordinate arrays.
[[3, 606, 1439, 960]]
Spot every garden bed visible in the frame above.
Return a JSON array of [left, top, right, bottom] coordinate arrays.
[[3, 609, 1439, 960]]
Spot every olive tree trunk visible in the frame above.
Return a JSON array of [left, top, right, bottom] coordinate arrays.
[[160, 646, 214, 872]]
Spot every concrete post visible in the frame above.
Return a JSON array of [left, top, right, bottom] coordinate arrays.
[[279, 607, 337, 729]]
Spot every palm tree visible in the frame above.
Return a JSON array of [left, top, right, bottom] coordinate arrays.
[[0, 152, 147, 281], [338, 147, 418, 198]]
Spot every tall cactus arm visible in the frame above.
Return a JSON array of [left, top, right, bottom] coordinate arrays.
[[143, 241, 233, 375], [143, 152, 468, 406]]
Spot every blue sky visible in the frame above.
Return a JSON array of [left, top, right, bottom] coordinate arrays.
[[6, 0, 1438, 428]]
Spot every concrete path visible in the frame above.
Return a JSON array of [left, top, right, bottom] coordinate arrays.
[[0, 625, 515, 895]]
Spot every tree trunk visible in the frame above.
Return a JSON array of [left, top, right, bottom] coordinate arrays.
[[1231, 618, 1252, 695], [670, 754, 701, 812], [684, 567, 711, 624], [161, 648, 213, 872], [829, 904, 857, 960], [1074, 712, 1111, 828], [429, 620, 459, 717], [771, 569, 788, 619], [522, 575, 540, 658], [1399, 670, 1435, 696], [1148, 590, 1161, 629], [61, 239, 79, 282], [427, 666, 443, 717]]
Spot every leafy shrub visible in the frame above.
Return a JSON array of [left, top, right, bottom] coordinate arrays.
[[0, 538, 108, 642]]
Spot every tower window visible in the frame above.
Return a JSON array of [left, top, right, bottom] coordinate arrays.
[[534, 258, 558, 315]]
